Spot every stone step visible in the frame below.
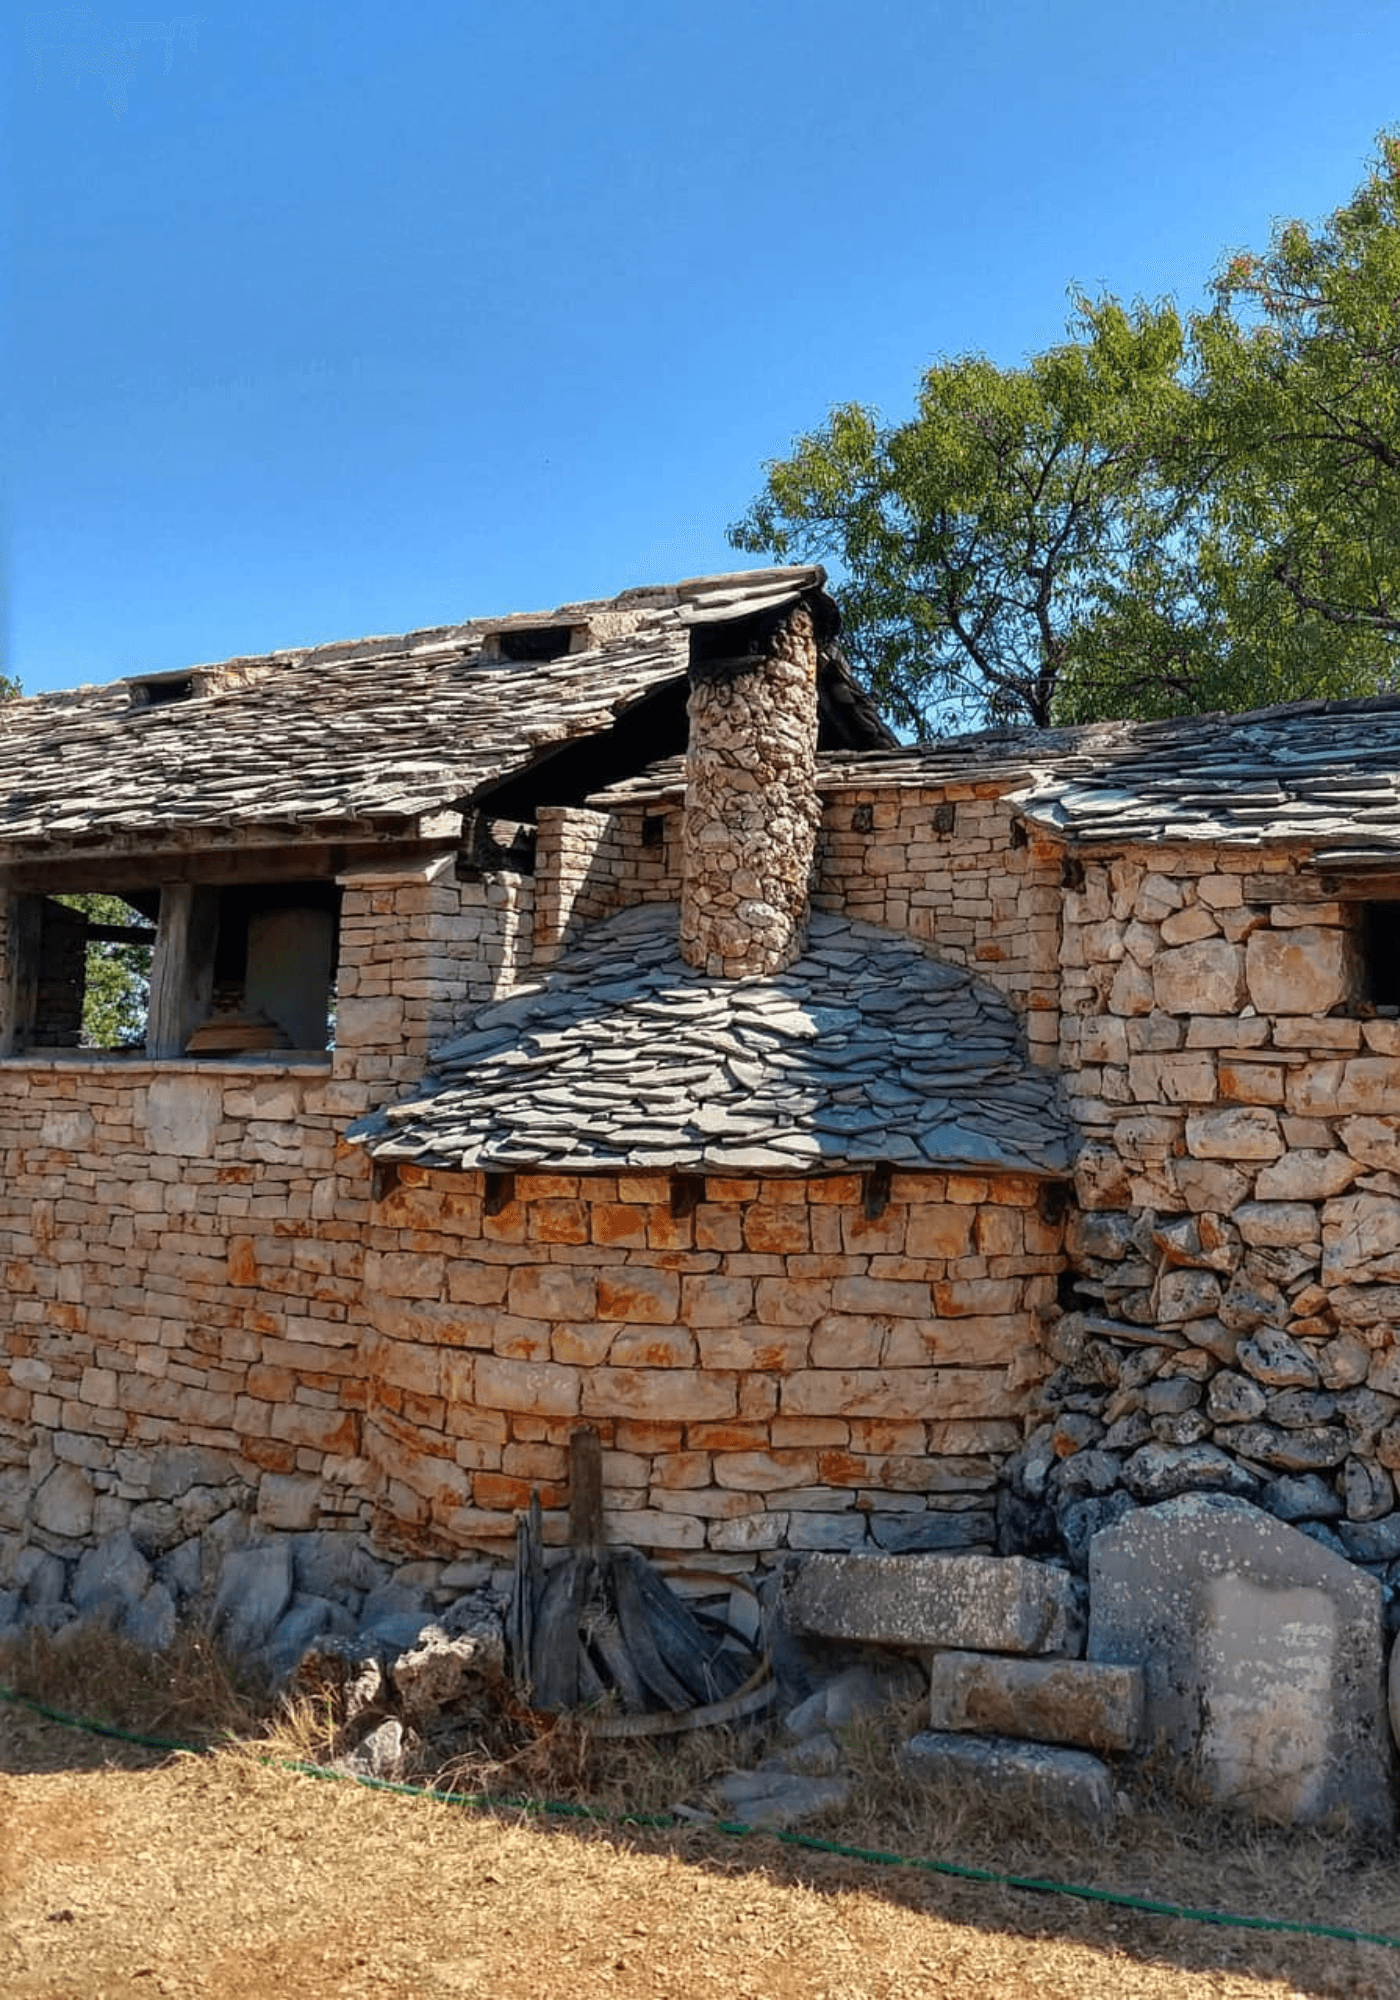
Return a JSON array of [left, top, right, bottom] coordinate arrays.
[[926, 1650, 1143, 1753], [901, 1730, 1117, 1822], [782, 1552, 1084, 1657]]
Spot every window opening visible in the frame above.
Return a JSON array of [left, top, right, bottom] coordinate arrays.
[[485, 625, 577, 664], [1360, 901, 1400, 1012]]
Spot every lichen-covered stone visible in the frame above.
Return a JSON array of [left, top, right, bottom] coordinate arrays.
[[927, 1650, 1143, 1752], [783, 1552, 1084, 1656], [1089, 1495, 1394, 1828], [901, 1731, 1117, 1821]]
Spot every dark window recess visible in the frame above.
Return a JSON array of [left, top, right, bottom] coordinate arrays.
[[851, 804, 874, 833], [670, 1173, 703, 1219], [494, 626, 574, 663], [932, 802, 956, 834], [863, 1161, 893, 1221], [484, 1171, 516, 1216], [1361, 902, 1400, 1009], [130, 676, 196, 706], [641, 814, 666, 848]]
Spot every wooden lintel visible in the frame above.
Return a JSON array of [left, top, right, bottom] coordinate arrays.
[[1240, 874, 1330, 903], [1242, 870, 1400, 903], [1320, 874, 1400, 902], [0, 837, 459, 897]]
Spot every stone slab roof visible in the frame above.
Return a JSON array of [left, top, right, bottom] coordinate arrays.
[[594, 694, 1400, 861], [0, 567, 883, 856], [351, 903, 1072, 1177]]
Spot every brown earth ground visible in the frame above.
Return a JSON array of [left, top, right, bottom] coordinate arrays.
[[3, 1631, 1400, 2000]]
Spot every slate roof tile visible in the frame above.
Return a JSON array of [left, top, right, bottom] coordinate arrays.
[[0, 568, 838, 852], [350, 904, 1072, 1177]]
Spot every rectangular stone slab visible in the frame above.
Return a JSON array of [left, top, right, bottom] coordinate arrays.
[[901, 1730, 1116, 1821], [927, 1650, 1143, 1752], [1089, 1493, 1395, 1830], [783, 1552, 1084, 1656]]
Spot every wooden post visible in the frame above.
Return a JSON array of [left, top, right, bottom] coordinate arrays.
[[568, 1424, 605, 1551], [0, 893, 42, 1056], [145, 885, 219, 1058]]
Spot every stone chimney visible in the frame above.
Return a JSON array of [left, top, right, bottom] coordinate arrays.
[[679, 599, 821, 978]]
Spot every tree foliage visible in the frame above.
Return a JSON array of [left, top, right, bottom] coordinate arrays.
[[732, 134, 1400, 735], [51, 894, 152, 1047]]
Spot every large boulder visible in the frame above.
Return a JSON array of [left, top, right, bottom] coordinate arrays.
[[1089, 1494, 1394, 1828]]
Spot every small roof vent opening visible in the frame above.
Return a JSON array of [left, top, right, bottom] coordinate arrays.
[[481, 623, 581, 665], [126, 672, 197, 709]]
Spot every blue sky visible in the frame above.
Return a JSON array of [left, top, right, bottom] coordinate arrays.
[[7, 0, 1400, 694]]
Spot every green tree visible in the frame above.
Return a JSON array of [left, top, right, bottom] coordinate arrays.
[[51, 894, 152, 1046], [730, 298, 1192, 735], [1194, 134, 1400, 663], [732, 134, 1400, 734]]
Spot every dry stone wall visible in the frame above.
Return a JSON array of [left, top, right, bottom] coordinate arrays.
[[0, 1058, 376, 1564], [814, 781, 1063, 1066], [361, 1164, 1059, 1562], [335, 858, 534, 1091], [0, 1043, 1062, 1575], [1032, 847, 1400, 1598], [533, 805, 680, 967]]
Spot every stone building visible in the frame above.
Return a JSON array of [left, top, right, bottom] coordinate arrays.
[[5, 565, 1400, 1601]]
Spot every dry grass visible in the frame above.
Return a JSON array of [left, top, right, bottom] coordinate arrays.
[[5, 1628, 1400, 1998], [0, 1621, 265, 1750]]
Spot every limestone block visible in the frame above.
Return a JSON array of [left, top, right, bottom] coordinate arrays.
[[715, 1768, 852, 1828], [1230, 1423, 1349, 1472], [1339, 1117, 1400, 1174], [867, 1510, 995, 1552], [72, 1533, 151, 1623], [32, 1463, 95, 1541], [1233, 1203, 1319, 1250], [1206, 1372, 1268, 1425], [1134, 874, 1185, 922], [1337, 1059, 1400, 1115], [1153, 1268, 1223, 1325], [1121, 1443, 1258, 1502], [786, 1512, 870, 1551], [13, 1547, 67, 1605], [1255, 1152, 1357, 1202], [1338, 1513, 1400, 1563], [213, 1541, 294, 1654], [256, 1474, 324, 1532], [1245, 927, 1350, 1016], [1109, 958, 1154, 1017], [40, 1106, 95, 1150], [1323, 1194, 1400, 1286], [1185, 1109, 1284, 1162], [1160, 907, 1219, 946], [1317, 1335, 1372, 1391], [1343, 1456, 1394, 1523], [146, 1074, 223, 1158], [1261, 1473, 1344, 1521], [124, 1582, 178, 1653], [1151, 1214, 1236, 1272], [1089, 1495, 1394, 1828], [783, 1552, 1084, 1656], [1154, 941, 1244, 1017], [927, 1650, 1143, 1752], [901, 1731, 1117, 1821], [1174, 1160, 1252, 1217]]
